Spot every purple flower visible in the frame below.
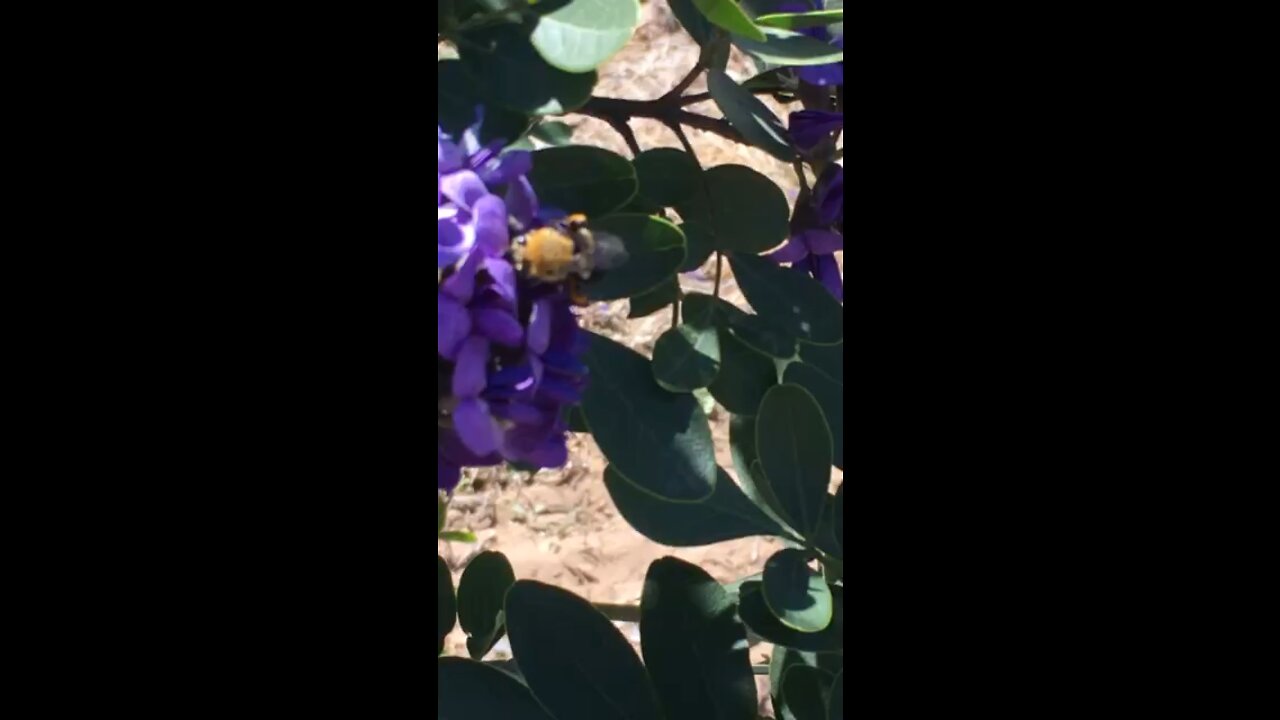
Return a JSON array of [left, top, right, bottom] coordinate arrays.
[[779, 1, 844, 87], [789, 109, 844, 153], [438, 111, 587, 490], [767, 163, 844, 301]]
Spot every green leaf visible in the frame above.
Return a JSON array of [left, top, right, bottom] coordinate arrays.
[[439, 529, 478, 543], [762, 548, 832, 632], [582, 214, 685, 301], [438, 555, 456, 656], [732, 27, 843, 66], [459, 25, 597, 115], [528, 120, 575, 146], [634, 148, 703, 208], [564, 404, 589, 433], [769, 645, 843, 713], [707, 69, 796, 162], [506, 580, 662, 720], [528, 145, 637, 218], [739, 581, 843, 652], [798, 341, 843, 384], [438, 657, 556, 720], [530, 0, 640, 73], [708, 326, 777, 415], [640, 557, 758, 720], [756, 384, 831, 536], [728, 310, 797, 359], [458, 551, 517, 660], [628, 276, 680, 318], [652, 321, 720, 392], [754, 8, 843, 30], [729, 252, 844, 345], [827, 670, 843, 720], [667, 0, 715, 45], [438, 60, 531, 144], [832, 482, 843, 554], [580, 332, 717, 502], [742, 66, 799, 93], [604, 465, 790, 546], [780, 665, 835, 720], [677, 222, 714, 273], [692, 0, 768, 41], [783, 362, 843, 469], [675, 165, 789, 254]]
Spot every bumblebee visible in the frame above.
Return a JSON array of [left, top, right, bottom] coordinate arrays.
[[511, 213, 629, 305]]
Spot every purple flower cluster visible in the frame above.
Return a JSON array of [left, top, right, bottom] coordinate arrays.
[[768, 161, 844, 301], [438, 114, 587, 492], [780, 1, 843, 87]]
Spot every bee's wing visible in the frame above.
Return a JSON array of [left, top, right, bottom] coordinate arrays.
[[589, 230, 630, 271]]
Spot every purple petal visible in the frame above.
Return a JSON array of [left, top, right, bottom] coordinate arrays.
[[438, 128, 463, 174], [479, 150, 532, 187], [527, 299, 553, 354], [438, 295, 471, 359], [437, 210, 474, 269], [482, 257, 518, 307], [505, 177, 539, 228], [454, 397, 501, 457], [766, 236, 811, 264], [473, 307, 524, 347], [789, 110, 844, 152], [452, 336, 491, 398], [440, 170, 489, 211], [441, 249, 482, 302], [803, 229, 844, 255], [815, 164, 844, 225], [472, 194, 510, 256], [813, 254, 844, 302], [798, 62, 844, 87], [438, 452, 460, 491]]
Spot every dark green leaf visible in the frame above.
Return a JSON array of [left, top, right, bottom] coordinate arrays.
[[732, 27, 843, 66], [783, 362, 843, 469], [742, 67, 799, 93], [692, 0, 767, 41], [458, 551, 517, 660], [754, 8, 843, 30], [728, 310, 797, 359], [833, 482, 843, 554], [729, 252, 844, 345], [506, 580, 661, 720], [780, 665, 835, 720], [676, 165, 789, 254], [677, 222, 714, 273], [762, 548, 832, 632], [582, 214, 685, 301], [529, 120, 575, 146], [438, 60, 531, 144], [827, 670, 843, 720], [438, 657, 556, 720], [667, 0, 715, 45], [628, 276, 680, 318], [798, 341, 842, 385], [530, 0, 640, 73], [604, 465, 790, 546], [528, 146, 637, 218], [640, 557, 757, 720], [756, 384, 831, 536], [739, 581, 843, 652], [438, 556, 456, 656], [652, 322, 720, 392], [581, 332, 716, 502], [459, 25, 597, 115], [634, 148, 703, 207], [564, 404, 589, 433], [708, 70, 796, 162], [769, 645, 843, 710], [709, 327, 777, 415]]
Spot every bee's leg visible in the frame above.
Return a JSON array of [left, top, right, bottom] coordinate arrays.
[[568, 277, 590, 307]]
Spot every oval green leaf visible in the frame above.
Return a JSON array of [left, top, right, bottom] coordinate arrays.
[[634, 147, 703, 208], [457, 551, 517, 660], [530, 0, 640, 73], [783, 362, 843, 469], [762, 548, 833, 633], [677, 222, 714, 273], [528, 146, 637, 218], [506, 580, 661, 720], [580, 332, 716, 502], [692, 0, 767, 41], [652, 322, 720, 392], [438, 60, 531, 145], [640, 557, 758, 720], [739, 581, 843, 652], [756, 384, 831, 536], [754, 8, 843, 30], [667, 0, 715, 45], [708, 69, 796, 162], [438, 657, 555, 720], [832, 482, 843, 554], [827, 670, 843, 720], [780, 664, 835, 720], [732, 27, 844, 66], [438, 555, 456, 656], [729, 252, 844, 345], [582, 214, 685, 301], [459, 25, 597, 115], [604, 465, 790, 546], [628, 276, 680, 318], [675, 165, 789, 254]]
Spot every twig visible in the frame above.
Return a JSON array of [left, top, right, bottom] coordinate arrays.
[[661, 62, 705, 103], [577, 97, 747, 146]]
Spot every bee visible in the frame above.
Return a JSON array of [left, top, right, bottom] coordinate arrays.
[[511, 213, 629, 306]]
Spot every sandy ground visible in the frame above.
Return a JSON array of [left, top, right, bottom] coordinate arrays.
[[440, 4, 841, 715]]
